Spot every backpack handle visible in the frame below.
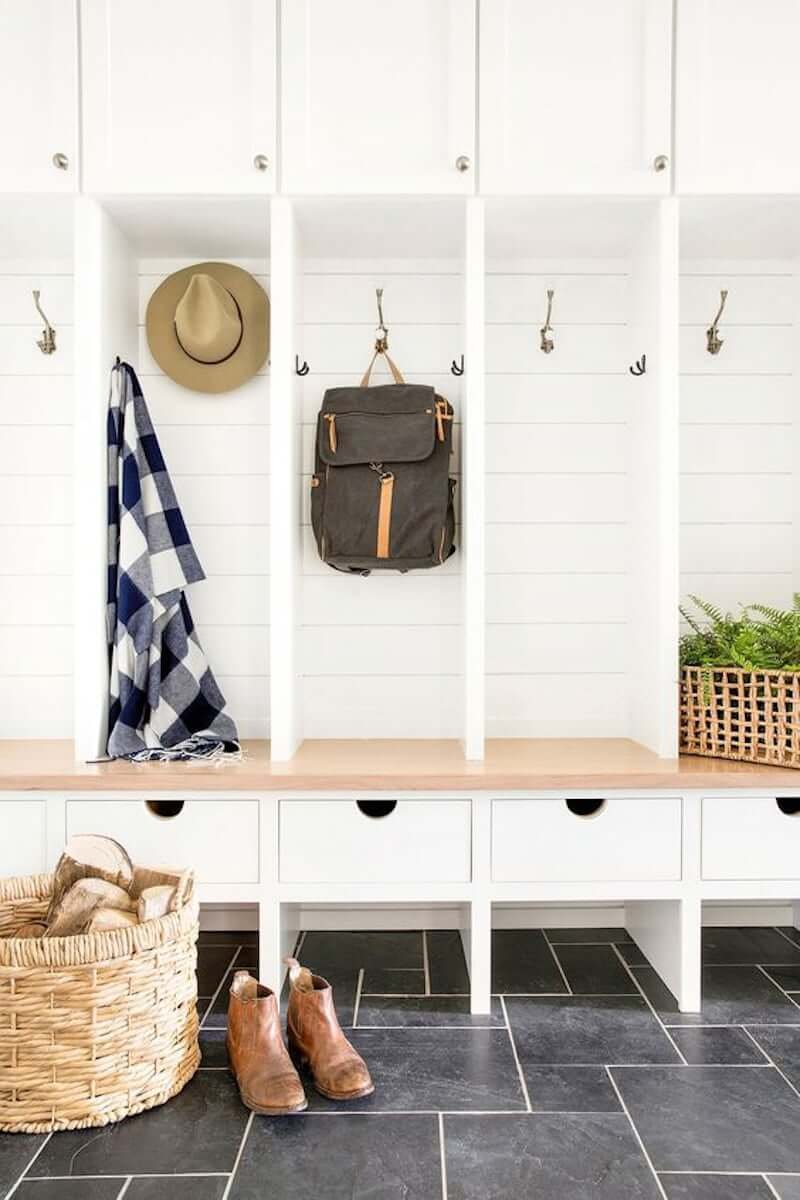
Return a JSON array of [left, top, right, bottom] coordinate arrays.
[[360, 347, 406, 387]]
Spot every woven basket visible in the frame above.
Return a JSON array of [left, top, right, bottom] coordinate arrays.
[[0, 872, 200, 1133], [680, 665, 800, 767]]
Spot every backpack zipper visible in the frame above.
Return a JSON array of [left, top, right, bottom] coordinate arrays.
[[324, 408, 435, 456], [369, 462, 394, 559]]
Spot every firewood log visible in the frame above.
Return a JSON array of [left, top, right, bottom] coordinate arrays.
[[87, 908, 140, 933], [12, 922, 47, 939], [131, 865, 193, 907], [46, 834, 133, 924], [45, 878, 135, 938], [137, 885, 177, 923]]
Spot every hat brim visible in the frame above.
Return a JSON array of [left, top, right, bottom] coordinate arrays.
[[145, 261, 269, 394]]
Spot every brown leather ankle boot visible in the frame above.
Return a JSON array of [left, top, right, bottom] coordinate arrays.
[[226, 970, 307, 1115], [285, 958, 374, 1101]]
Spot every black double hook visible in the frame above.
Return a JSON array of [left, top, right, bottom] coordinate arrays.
[[295, 356, 310, 376], [450, 355, 465, 376], [628, 354, 646, 376]]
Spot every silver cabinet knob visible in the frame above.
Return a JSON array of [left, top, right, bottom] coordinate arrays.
[[455, 155, 471, 173], [653, 154, 669, 173], [253, 154, 270, 172], [52, 152, 69, 171]]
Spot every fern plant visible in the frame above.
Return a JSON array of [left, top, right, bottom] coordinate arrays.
[[680, 594, 800, 672]]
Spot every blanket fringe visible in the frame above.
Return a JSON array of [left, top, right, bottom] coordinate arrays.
[[122, 736, 243, 765]]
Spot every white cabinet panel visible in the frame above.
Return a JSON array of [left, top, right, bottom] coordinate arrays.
[[280, 799, 471, 883], [81, 0, 275, 193], [0, 801, 47, 877], [281, 0, 475, 193], [676, 1, 800, 193], [492, 797, 682, 882], [66, 799, 259, 884], [702, 796, 800, 881], [0, 2, 77, 192], [480, 0, 672, 194]]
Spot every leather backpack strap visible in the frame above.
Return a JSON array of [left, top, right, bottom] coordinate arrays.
[[360, 347, 405, 387]]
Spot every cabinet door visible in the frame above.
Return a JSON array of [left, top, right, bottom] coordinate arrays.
[[81, 0, 275, 193], [676, 0, 800, 192], [480, 0, 672, 194], [0, 2, 77, 192], [281, 0, 475, 194]]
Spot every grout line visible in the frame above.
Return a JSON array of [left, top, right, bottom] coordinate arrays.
[[423, 931, 432, 996], [610, 945, 688, 1066], [438, 1112, 449, 1200], [764, 1176, 782, 1199], [294, 930, 308, 960], [756, 965, 800, 1012], [200, 946, 243, 1030], [605, 1069, 668, 1200], [541, 930, 573, 995], [352, 968, 365, 1028], [3, 1132, 52, 1200], [773, 925, 800, 952], [116, 1179, 133, 1200], [499, 995, 532, 1113], [26, 1175, 231, 1182], [741, 1027, 800, 1102], [220, 1111, 254, 1200]]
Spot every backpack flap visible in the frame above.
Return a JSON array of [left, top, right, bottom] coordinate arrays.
[[318, 384, 445, 466]]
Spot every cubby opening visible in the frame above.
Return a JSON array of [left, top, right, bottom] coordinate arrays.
[[483, 198, 677, 755], [0, 195, 75, 739], [284, 197, 466, 744], [74, 195, 271, 760]]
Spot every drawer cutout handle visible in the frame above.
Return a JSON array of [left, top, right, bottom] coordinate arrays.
[[776, 797, 800, 817], [356, 800, 397, 820], [145, 800, 185, 820], [565, 798, 606, 819]]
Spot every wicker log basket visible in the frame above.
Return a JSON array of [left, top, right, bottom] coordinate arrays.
[[0, 871, 200, 1133], [681, 665, 800, 767]]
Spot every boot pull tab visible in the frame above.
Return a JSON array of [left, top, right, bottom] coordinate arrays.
[[285, 956, 315, 992]]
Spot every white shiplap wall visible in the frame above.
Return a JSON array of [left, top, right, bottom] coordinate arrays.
[[0, 262, 73, 736], [297, 265, 464, 738], [484, 265, 633, 736], [680, 262, 798, 620], [137, 258, 271, 739]]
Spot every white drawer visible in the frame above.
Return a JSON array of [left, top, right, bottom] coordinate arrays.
[[702, 795, 800, 881], [65, 799, 259, 884], [279, 799, 472, 884], [0, 800, 47, 878], [492, 797, 682, 883]]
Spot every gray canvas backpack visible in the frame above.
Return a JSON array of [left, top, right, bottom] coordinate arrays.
[[310, 350, 456, 574]]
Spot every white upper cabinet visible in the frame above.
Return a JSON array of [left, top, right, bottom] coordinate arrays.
[[676, 0, 800, 193], [480, 0, 673, 194], [0, 2, 78, 192], [81, 0, 276, 193], [281, 0, 476, 194]]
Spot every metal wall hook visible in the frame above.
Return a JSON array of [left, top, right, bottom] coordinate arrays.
[[295, 355, 310, 376], [706, 289, 728, 355], [374, 286, 389, 352], [450, 355, 465, 376], [540, 289, 555, 354], [32, 290, 56, 355], [629, 354, 647, 376]]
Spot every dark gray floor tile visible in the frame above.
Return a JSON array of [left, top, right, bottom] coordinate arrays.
[[228, 1113, 440, 1200], [702, 928, 800, 965], [362, 968, 426, 994], [769, 1177, 800, 1199], [660, 1175, 775, 1199], [506, 995, 681, 1065], [356, 996, 503, 1027], [763, 965, 800, 992], [618, 942, 651, 967], [635, 965, 800, 1025], [746, 1026, 800, 1089], [670, 1027, 770, 1065], [14, 1182, 123, 1200], [32, 1072, 249, 1177], [197, 944, 242, 995], [301, 1028, 525, 1112], [777, 927, 800, 949], [553, 944, 636, 994], [612, 1065, 800, 1172], [125, 1178, 228, 1200], [199, 1028, 230, 1068], [0, 1133, 46, 1198], [198, 930, 257, 946], [525, 1065, 622, 1113], [197, 996, 212, 1019], [547, 928, 633, 944], [300, 931, 423, 971], [427, 931, 470, 994], [444, 1112, 662, 1199], [492, 930, 568, 994]]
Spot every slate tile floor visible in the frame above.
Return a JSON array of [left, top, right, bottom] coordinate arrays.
[[3, 926, 800, 1199]]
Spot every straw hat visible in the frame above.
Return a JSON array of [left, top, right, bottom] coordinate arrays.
[[146, 262, 269, 393]]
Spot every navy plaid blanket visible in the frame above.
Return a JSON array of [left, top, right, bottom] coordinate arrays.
[[106, 362, 239, 760]]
